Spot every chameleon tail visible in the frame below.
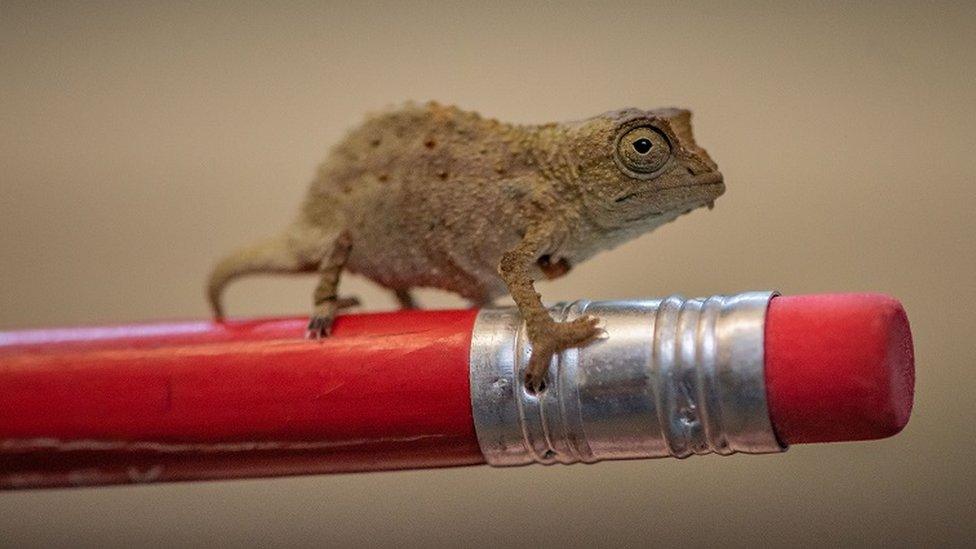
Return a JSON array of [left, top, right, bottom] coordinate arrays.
[[207, 230, 319, 320]]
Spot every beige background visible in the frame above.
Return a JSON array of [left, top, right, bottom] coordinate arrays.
[[1, 1, 974, 547]]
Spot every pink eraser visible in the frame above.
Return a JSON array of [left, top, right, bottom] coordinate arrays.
[[764, 294, 915, 445]]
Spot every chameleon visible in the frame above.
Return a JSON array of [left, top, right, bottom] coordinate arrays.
[[208, 102, 724, 392]]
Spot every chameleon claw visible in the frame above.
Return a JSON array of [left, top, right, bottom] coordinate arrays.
[[305, 315, 333, 340], [524, 369, 548, 395]]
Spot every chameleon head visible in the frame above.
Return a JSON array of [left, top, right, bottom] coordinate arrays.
[[572, 108, 724, 229]]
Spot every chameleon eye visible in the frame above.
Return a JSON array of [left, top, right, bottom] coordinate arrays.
[[615, 126, 671, 176], [632, 138, 652, 154]]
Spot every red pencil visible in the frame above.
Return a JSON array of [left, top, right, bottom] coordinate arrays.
[[0, 292, 913, 489]]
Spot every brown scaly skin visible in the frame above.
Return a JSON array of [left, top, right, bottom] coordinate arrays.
[[208, 102, 724, 392]]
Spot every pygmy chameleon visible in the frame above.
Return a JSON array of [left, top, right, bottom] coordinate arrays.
[[208, 102, 724, 392]]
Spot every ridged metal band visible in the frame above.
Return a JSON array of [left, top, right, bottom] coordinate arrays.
[[469, 292, 785, 466]]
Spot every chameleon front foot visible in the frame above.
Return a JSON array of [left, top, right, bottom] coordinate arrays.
[[524, 315, 603, 393]]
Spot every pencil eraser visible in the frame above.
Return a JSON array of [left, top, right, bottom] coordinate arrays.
[[764, 294, 914, 445]]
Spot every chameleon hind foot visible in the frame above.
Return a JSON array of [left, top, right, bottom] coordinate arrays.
[[305, 296, 360, 339]]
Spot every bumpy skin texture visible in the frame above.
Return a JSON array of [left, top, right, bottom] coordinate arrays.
[[209, 102, 724, 392]]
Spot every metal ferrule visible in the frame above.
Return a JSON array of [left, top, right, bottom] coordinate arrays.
[[469, 291, 785, 466]]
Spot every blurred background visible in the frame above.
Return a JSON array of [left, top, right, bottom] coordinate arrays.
[[1, 1, 974, 546]]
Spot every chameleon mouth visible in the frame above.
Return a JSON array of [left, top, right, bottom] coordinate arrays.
[[613, 175, 725, 205]]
